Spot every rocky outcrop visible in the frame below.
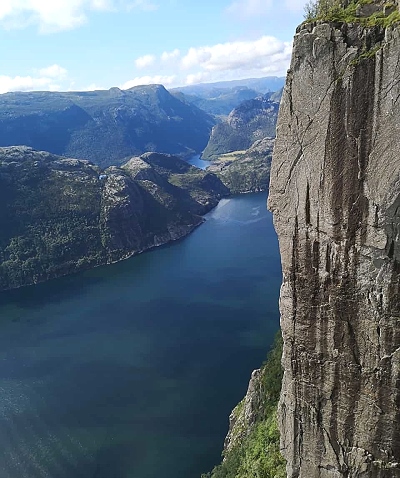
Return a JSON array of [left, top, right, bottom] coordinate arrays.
[[224, 369, 264, 454], [268, 20, 400, 477], [202, 334, 285, 478], [0, 147, 228, 290]]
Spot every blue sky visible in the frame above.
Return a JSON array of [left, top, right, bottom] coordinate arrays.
[[0, 0, 307, 93]]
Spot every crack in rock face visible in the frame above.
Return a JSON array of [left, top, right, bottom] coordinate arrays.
[[269, 22, 400, 478]]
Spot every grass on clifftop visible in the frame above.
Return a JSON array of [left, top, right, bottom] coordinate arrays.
[[304, 0, 400, 27], [201, 332, 285, 478]]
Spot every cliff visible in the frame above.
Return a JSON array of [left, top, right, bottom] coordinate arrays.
[[0, 147, 228, 290], [268, 17, 400, 478]]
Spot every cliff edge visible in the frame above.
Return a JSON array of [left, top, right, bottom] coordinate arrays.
[[268, 18, 400, 478]]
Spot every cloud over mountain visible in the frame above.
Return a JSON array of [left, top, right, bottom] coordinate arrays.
[[122, 35, 292, 88], [0, 64, 68, 93]]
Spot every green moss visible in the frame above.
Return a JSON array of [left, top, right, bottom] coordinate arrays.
[[349, 43, 382, 65]]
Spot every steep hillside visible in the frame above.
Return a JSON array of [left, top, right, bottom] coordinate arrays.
[[202, 95, 280, 160], [0, 85, 215, 168], [0, 147, 228, 290], [269, 12, 400, 478], [201, 333, 285, 478], [207, 138, 274, 194]]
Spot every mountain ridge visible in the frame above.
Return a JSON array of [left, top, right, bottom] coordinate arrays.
[[0, 85, 215, 168], [0, 146, 229, 291]]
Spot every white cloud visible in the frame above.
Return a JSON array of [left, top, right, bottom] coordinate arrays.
[[0, 75, 59, 94], [121, 35, 291, 89], [226, 0, 273, 18], [135, 54, 156, 69], [120, 75, 176, 89], [0, 0, 158, 33], [161, 49, 181, 63], [0, 64, 70, 93], [185, 72, 211, 85], [180, 36, 291, 75], [38, 64, 68, 79]]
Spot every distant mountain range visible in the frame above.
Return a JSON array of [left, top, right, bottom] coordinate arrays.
[[171, 76, 285, 116], [0, 77, 284, 169], [171, 76, 285, 97], [202, 93, 281, 160], [0, 85, 215, 168]]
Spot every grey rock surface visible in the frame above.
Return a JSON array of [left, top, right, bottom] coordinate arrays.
[[269, 22, 400, 477], [224, 369, 263, 454]]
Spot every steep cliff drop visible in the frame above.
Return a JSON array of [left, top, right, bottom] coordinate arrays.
[[268, 13, 400, 478]]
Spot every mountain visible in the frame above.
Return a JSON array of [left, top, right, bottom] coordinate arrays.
[[0, 85, 215, 168], [171, 76, 285, 97], [171, 77, 285, 116], [171, 87, 262, 116], [202, 94, 280, 160], [0, 147, 228, 291], [269, 13, 400, 478], [207, 137, 274, 194]]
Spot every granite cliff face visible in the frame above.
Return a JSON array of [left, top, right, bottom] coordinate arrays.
[[268, 20, 400, 477], [0, 147, 228, 290]]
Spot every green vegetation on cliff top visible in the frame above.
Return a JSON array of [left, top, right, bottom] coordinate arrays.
[[201, 333, 285, 478], [304, 0, 400, 27]]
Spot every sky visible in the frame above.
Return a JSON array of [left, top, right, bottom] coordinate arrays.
[[0, 0, 308, 93]]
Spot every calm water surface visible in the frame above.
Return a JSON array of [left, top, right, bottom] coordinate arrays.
[[0, 192, 281, 478], [185, 154, 210, 169]]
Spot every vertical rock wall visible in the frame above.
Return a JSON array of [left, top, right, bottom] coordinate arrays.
[[268, 21, 400, 477]]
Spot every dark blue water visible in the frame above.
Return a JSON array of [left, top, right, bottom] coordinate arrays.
[[0, 192, 281, 478], [186, 154, 210, 169]]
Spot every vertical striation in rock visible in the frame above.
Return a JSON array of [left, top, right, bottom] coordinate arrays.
[[268, 20, 400, 477]]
